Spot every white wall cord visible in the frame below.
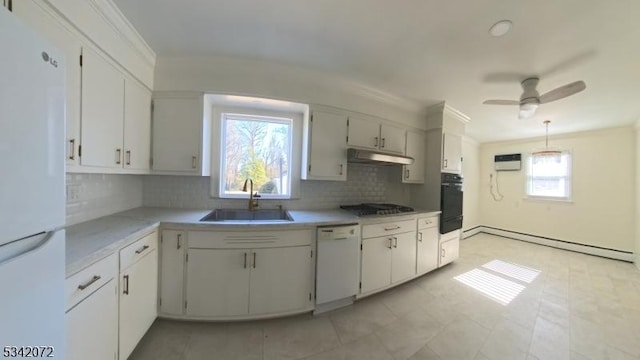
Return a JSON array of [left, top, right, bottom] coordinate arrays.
[[489, 172, 504, 201]]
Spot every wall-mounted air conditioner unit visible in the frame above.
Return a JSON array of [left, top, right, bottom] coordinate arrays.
[[494, 153, 521, 171]]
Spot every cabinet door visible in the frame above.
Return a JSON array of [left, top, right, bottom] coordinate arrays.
[[380, 124, 406, 154], [66, 281, 118, 360], [80, 47, 125, 168], [124, 79, 152, 171], [249, 246, 313, 315], [391, 232, 417, 283], [152, 97, 202, 172], [306, 111, 348, 181], [347, 117, 380, 150], [186, 249, 250, 317], [119, 250, 158, 360], [442, 132, 462, 173], [159, 230, 185, 316], [404, 131, 425, 183], [12, 0, 82, 167], [417, 227, 439, 274], [360, 236, 392, 293], [439, 237, 460, 267]]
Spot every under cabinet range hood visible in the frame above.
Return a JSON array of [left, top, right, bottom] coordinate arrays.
[[347, 148, 414, 165]]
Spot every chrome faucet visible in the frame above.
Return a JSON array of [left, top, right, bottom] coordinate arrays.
[[242, 178, 261, 210]]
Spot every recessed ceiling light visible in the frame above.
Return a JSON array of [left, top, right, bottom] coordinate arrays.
[[489, 20, 513, 37]]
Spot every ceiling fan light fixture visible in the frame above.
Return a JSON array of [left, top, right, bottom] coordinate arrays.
[[489, 20, 513, 37]]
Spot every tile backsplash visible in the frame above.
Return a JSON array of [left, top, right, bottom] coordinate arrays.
[[66, 174, 143, 225], [143, 163, 411, 210]]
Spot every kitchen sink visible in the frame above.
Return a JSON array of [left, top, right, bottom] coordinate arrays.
[[199, 209, 294, 222]]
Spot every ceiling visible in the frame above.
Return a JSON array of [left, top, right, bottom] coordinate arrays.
[[114, 0, 640, 142]]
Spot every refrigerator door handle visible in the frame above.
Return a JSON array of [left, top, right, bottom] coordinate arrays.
[[0, 232, 51, 265]]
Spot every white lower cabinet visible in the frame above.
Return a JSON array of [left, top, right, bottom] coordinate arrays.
[[391, 232, 417, 283], [184, 229, 314, 319], [186, 249, 250, 317], [118, 233, 158, 360], [417, 216, 439, 274], [360, 219, 417, 295], [66, 254, 118, 360], [439, 230, 460, 267], [159, 230, 186, 316]]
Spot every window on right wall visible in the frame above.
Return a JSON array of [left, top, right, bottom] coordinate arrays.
[[525, 150, 572, 200]]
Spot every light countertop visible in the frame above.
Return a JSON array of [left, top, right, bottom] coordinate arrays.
[[65, 206, 440, 277]]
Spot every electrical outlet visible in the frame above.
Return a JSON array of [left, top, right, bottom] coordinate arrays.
[[66, 184, 80, 201]]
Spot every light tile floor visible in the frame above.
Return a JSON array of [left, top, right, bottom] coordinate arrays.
[[130, 234, 640, 360]]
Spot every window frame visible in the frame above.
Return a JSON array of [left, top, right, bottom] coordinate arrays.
[[209, 106, 303, 200], [524, 150, 573, 202]]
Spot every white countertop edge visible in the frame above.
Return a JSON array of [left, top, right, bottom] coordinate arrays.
[[65, 207, 440, 276]]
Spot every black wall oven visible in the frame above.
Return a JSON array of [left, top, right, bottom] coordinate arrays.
[[440, 173, 463, 234]]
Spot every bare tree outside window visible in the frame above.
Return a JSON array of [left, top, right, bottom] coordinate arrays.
[[221, 114, 292, 197]]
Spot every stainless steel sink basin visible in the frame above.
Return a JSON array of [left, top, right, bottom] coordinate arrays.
[[200, 209, 294, 222]]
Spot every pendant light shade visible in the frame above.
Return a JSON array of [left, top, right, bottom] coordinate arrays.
[[532, 120, 562, 157]]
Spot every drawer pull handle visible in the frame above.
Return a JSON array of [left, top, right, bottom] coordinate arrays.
[[135, 245, 150, 254], [68, 139, 75, 160], [123, 275, 129, 295], [253, 252, 257, 268], [192, 156, 197, 169], [418, 232, 423, 242], [387, 238, 393, 249], [78, 275, 101, 291], [116, 149, 122, 164], [177, 234, 182, 250], [243, 252, 247, 269], [126, 150, 131, 165], [384, 225, 401, 231], [374, 137, 379, 147], [381, 137, 386, 148], [393, 237, 398, 248]]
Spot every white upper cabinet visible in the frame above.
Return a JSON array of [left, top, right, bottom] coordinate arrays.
[[348, 117, 406, 154], [380, 124, 406, 154], [442, 132, 462, 173], [12, 0, 82, 167], [123, 79, 152, 171], [425, 103, 470, 175], [347, 117, 380, 150], [151, 94, 211, 175], [302, 110, 347, 181], [403, 131, 426, 183], [80, 47, 125, 169]]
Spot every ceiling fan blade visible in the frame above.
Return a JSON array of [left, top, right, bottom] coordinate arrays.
[[539, 81, 586, 104], [483, 100, 520, 105]]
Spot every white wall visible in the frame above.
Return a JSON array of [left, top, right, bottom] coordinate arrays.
[[462, 136, 480, 231], [154, 56, 426, 130], [479, 126, 635, 252], [636, 123, 640, 268], [66, 174, 143, 225]]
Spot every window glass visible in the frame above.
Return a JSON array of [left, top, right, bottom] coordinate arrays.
[[220, 113, 292, 198], [526, 151, 571, 200]]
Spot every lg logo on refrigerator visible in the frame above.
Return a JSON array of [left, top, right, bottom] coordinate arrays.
[[41, 51, 58, 68]]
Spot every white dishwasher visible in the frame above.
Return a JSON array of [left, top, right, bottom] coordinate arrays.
[[315, 224, 360, 314]]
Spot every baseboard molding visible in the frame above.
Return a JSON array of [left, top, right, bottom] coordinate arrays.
[[462, 226, 482, 239], [474, 226, 634, 262]]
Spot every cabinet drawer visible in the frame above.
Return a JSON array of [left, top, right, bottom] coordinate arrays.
[[120, 231, 158, 271], [362, 219, 416, 239], [65, 253, 117, 311], [188, 229, 312, 249], [418, 216, 438, 230]]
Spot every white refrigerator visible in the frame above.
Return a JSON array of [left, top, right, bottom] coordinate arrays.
[[0, 6, 66, 358]]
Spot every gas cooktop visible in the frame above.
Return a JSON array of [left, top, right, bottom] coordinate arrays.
[[340, 203, 415, 216]]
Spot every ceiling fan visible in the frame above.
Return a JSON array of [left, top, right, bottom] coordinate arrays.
[[483, 77, 586, 119]]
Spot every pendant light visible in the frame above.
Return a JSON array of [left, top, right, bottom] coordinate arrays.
[[532, 120, 562, 157]]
